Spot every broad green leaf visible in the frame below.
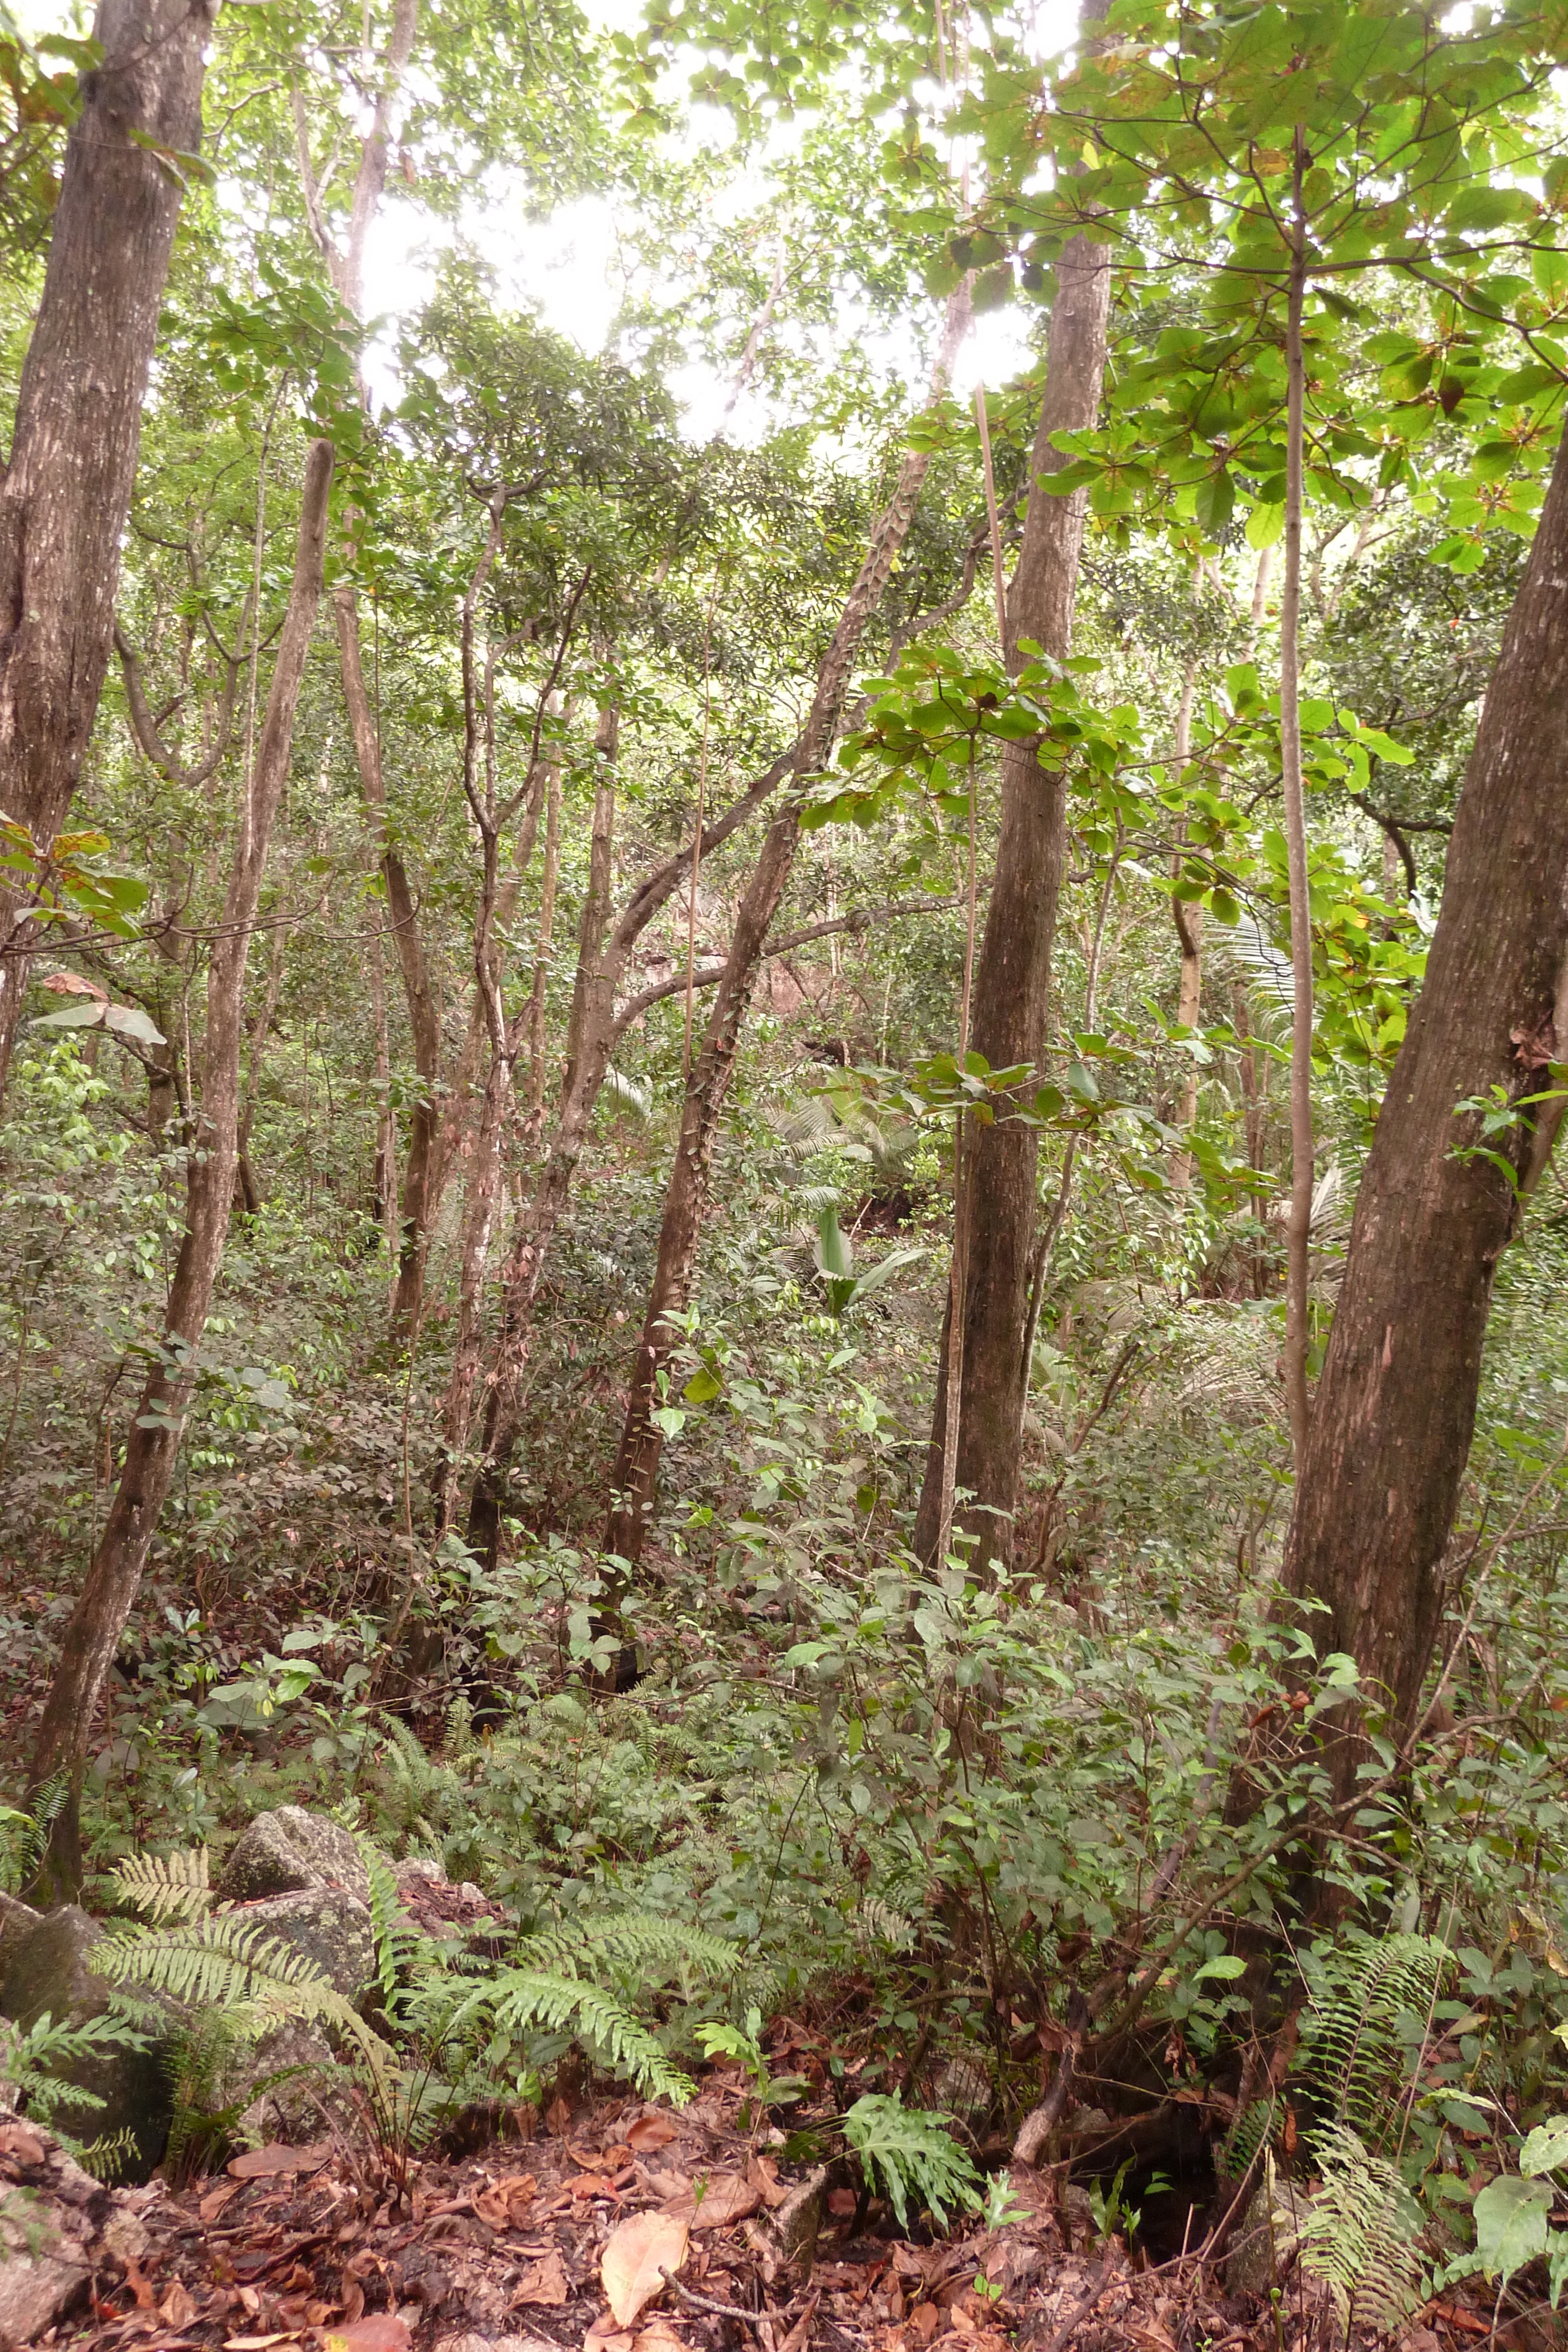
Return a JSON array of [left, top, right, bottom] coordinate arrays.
[[1522, 2117, 1568, 2177], [1473, 2176, 1552, 2284]]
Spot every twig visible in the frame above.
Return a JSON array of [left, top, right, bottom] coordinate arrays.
[[661, 2269, 777, 2325]]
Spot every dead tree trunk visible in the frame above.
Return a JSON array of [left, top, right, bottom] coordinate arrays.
[[912, 212, 1110, 1571], [1283, 418, 1568, 1786], [26, 440, 334, 1899], [0, 0, 215, 1105], [604, 287, 973, 1568]]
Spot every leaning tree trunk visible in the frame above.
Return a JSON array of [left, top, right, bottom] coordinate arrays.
[[26, 440, 334, 1899], [1283, 417, 1568, 1790], [911, 211, 1111, 1571], [0, 0, 215, 1106], [604, 285, 973, 1568]]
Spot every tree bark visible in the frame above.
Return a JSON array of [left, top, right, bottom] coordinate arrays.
[[912, 206, 1111, 1571], [26, 439, 334, 1899], [605, 285, 973, 1568], [0, 0, 215, 1105], [1278, 131, 1315, 1466], [524, 723, 564, 1144], [335, 586, 442, 1335], [1283, 415, 1568, 1784]]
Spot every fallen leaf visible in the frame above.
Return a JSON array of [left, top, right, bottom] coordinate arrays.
[[602, 2209, 690, 2328], [747, 2155, 790, 2211], [514, 2251, 571, 2308], [0, 2121, 48, 2166], [584, 2326, 636, 2352], [200, 2181, 242, 2224], [124, 2255, 157, 2311], [910, 2306, 942, 2344], [546, 2094, 573, 2135], [628, 2115, 680, 2152], [228, 2140, 333, 2179], [160, 2281, 198, 2328], [635, 2322, 688, 2352], [827, 2189, 858, 2219], [322, 2323, 413, 2352], [224, 2337, 299, 2350], [305, 2301, 336, 2327], [667, 2172, 763, 2230]]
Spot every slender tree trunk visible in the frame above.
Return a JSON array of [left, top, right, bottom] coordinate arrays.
[[1283, 416, 1568, 1786], [26, 440, 334, 1898], [525, 727, 564, 1144], [335, 587, 442, 1335], [605, 286, 973, 1568], [465, 729, 617, 1562], [1278, 132, 1315, 1465], [1169, 660, 1202, 1188], [367, 910, 398, 1254], [0, 0, 215, 1105], [912, 204, 1111, 1570]]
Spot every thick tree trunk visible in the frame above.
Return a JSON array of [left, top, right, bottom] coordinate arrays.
[[605, 287, 973, 1568], [0, 0, 215, 1105], [335, 587, 442, 1335], [26, 440, 334, 1899], [525, 733, 564, 1142], [912, 219, 1110, 1571], [1283, 418, 1568, 1780]]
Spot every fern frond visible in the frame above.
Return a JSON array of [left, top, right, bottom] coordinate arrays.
[[1297, 2124, 1423, 2330], [1297, 1931, 1449, 2153], [115, 1846, 212, 1923], [486, 1969, 695, 2105], [359, 1838, 427, 2010], [843, 2095, 984, 2229], [513, 1913, 740, 1991]]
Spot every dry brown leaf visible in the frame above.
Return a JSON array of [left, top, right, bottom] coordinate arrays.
[[634, 2321, 688, 2352], [322, 2322, 413, 2352], [627, 2115, 680, 2151], [546, 2094, 574, 2135], [159, 2281, 198, 2328], [584, 2325, 636, 2352], [228, 2140, 332, 2179], [909, 2306, 942, 2345], [513, 2251, 571, 2308], [747, 2155, 790, 2211], [39, 971, 106, 1000], [223, 2337, 299, 2350], [199, 2180, 242, 2224], [665, 2172, 763, 2230], [601, 2209, 690, 2327]]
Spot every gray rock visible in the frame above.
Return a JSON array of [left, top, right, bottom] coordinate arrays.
[[0, 2114, 159, 2341], [0, 1907, 173, 2185], [215, 2016, 346, 2147], [745, 2163, 827, 2280], [1226, 2174, 1311, 2296], [215, 1805, 369, 1906], [225, 1887, 374, 2004]]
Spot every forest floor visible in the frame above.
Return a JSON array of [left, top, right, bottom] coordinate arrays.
[[52, 2070, 1524, 2352]]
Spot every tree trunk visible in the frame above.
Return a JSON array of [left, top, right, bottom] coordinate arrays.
[[466, 731, 618, 1563], [525, 726, 564, 1143], [1278, 131, 1315, 1465], [26, 439, 334, 1899], [1169, 659, 1202, 1188], [1283, 415, 1568, 1785], [912, 210, 1111, 1571], [605, 285, 973, 1568], [0, 0, 215, 1105], [335, 586, 443, 1335]]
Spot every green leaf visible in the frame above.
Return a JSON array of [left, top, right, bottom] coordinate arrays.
[[1473, 2176, 1553, 2285], [682, 1367, 724, 1404], [1521, 2117, 1568, 2177], [1192, 1954, 1248, 1982]]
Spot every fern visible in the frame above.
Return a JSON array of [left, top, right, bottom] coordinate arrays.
[[114, 1846, 211, 1923], [487, 1970, 697, 2105], [842, 2094, 985, 2229], [1296, 1930, 1449, 2154], [514, 1913, 743, 1992], [1297, 2124, 1424, 2330]]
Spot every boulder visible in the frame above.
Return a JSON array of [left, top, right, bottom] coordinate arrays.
[[0, 2112, 152, 2344], [212, 2016, 347, 2149], [215, 1805, 369, 1906], [228, 1886, 374, 2004], [0, 1907, 173, 2185]]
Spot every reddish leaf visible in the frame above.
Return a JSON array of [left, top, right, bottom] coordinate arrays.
[[228, 2141, 332, 2179]]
